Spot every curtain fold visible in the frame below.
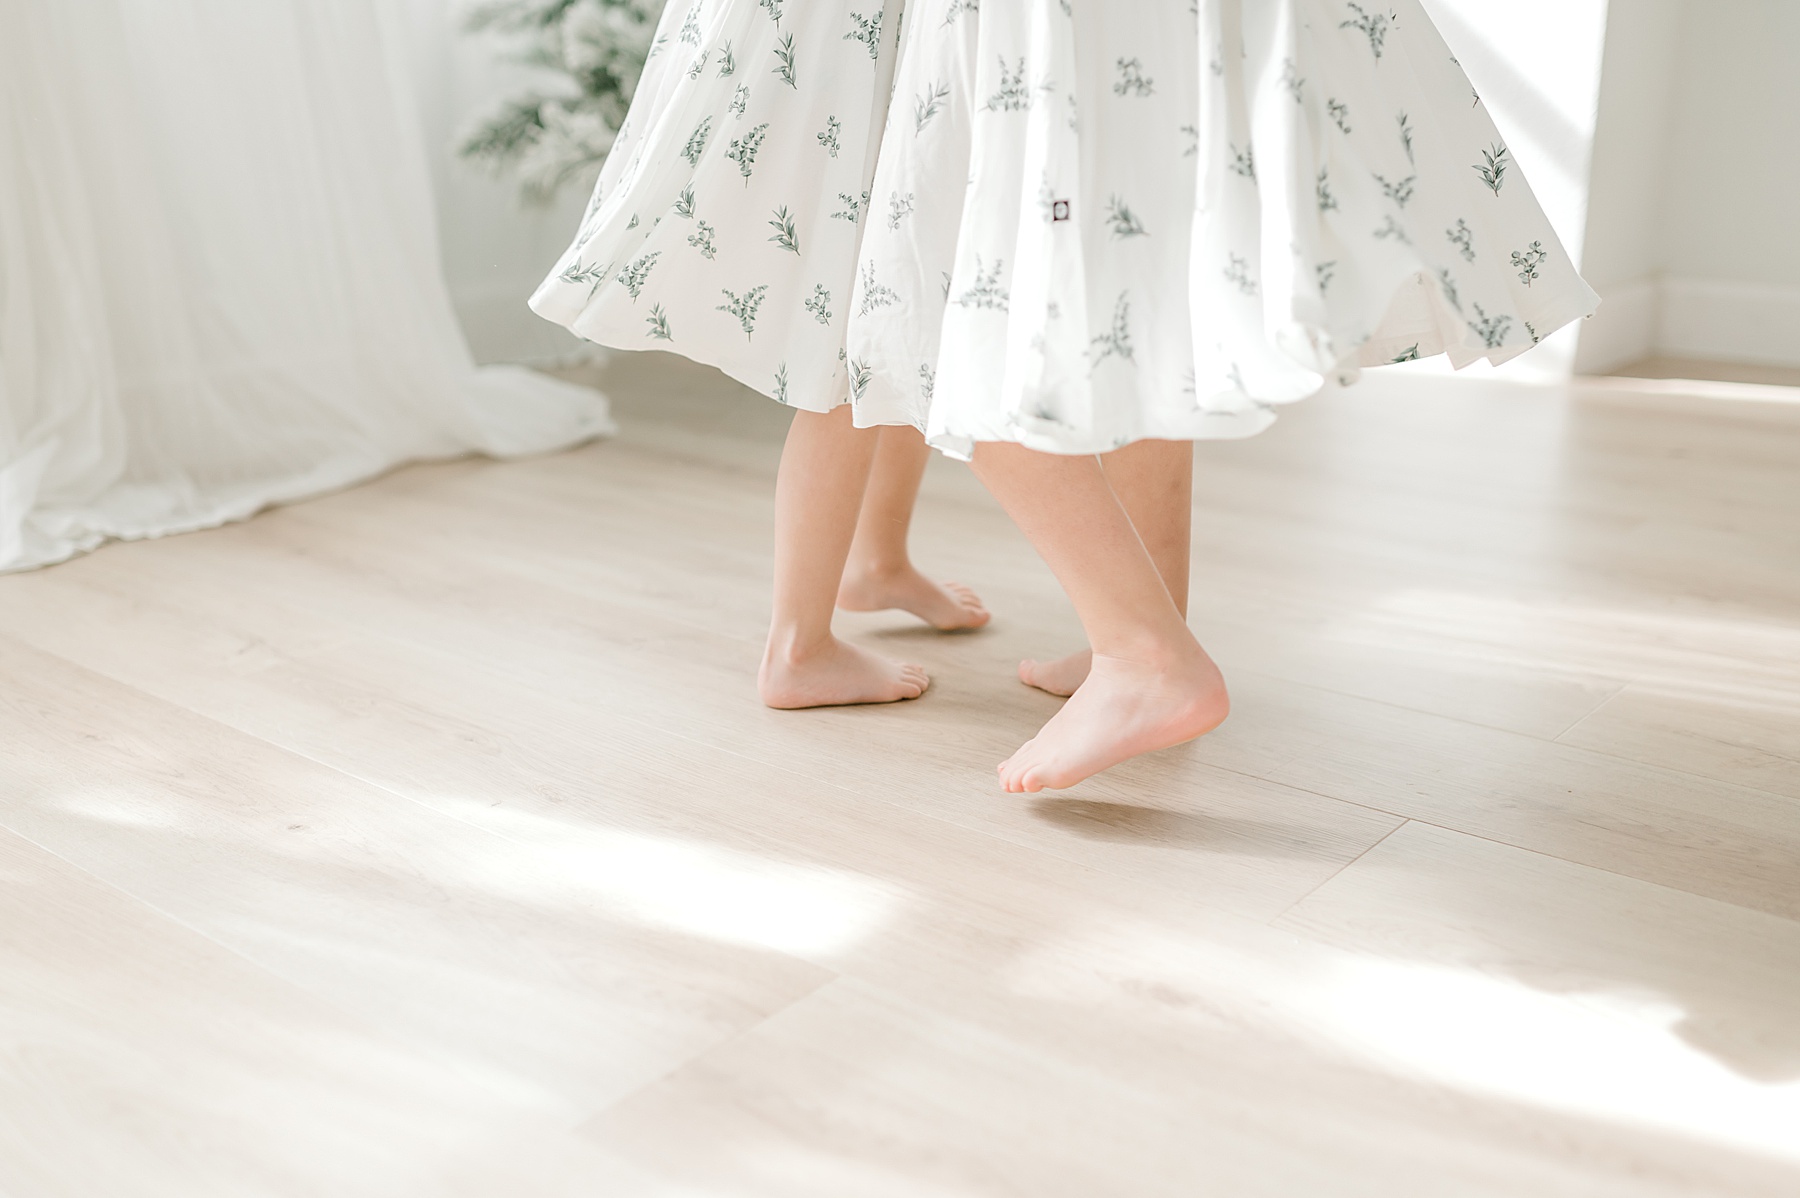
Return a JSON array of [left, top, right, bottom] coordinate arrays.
[[0, 0, 613, 572]]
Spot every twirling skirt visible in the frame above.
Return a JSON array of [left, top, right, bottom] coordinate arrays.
[[531, 0, 1599, 458]]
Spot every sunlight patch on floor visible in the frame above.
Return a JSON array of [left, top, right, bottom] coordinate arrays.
[[466, 806, 905, 960], [1008, 920, 1800, 1164]]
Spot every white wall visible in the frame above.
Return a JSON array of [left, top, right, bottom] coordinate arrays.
[[399, 0, 596, 365], [1578, 0, 1800, 371]]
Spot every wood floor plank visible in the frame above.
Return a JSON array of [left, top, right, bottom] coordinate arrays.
[[1276, 822, 1800, 1174], [581, 959, 1791, 1197], [0, 826, 633, 1198], [1193, 670, 1800, 921], [0, 635, 835, 1121], [0, 350, 1793, 1193], [0, 520, 1402, 927], [10, 414, 1795, 926], [1556, 684, 1800, 800]]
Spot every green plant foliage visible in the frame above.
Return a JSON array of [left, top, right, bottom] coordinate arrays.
[[458, 0, 662, 202]]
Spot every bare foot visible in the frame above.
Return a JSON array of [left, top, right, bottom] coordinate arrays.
[[837, 564, 991, 631], [759, 636, 930, 709], [1019, 648, 1091, 697], [997, 649, 1228, 792]]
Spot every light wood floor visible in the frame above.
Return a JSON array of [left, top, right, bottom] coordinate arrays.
[[3, 354, 1798, 1196]]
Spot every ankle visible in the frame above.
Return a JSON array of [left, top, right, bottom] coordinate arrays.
[[764, 625, 836, 667], [841, 555, 911, 587], [1090, 628, 1205, 673]]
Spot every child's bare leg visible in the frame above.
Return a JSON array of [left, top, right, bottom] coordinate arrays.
[[970, 442, 1226, 792], [1020, 439, 1193, 696], [759, 406, 930, 709], [837, 425, 990, 631]]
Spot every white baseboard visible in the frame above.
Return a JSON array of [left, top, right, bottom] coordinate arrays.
[[1658, 278, 1800, 368], [1573, 278, 1659, 374], [450, 282, 592, 367], [1575, 276, 1800, 372]]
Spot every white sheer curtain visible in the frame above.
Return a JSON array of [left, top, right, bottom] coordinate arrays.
[[0, 0, 612, 573]]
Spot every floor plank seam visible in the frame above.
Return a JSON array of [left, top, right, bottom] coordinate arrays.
[[1265, 819, 1412, 925], [1545, 682, 1631, 743], [1371, 814, 1800, 929], [574, 969, 847, 1130]]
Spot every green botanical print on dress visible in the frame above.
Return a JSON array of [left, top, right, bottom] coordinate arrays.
[[1468, 303, 1512, 347], [887, 191, 915, 230], [858, 261, 899, 314], [558, 260, 608, 298], [1281, 59, 1305, 104], [985, 57, 1030, 111], [1436, 267, 1462, 312], [1447, 219, 1475, 261], [1114, 57, 1154, 97], [718, 41, 735, 77], [772, 362, 789, 403], [1230, 144, 1256, 180], [1328, 98, 1352, 133], [680, 117, 712, 167], [956, 257, 1009, 311], [805, 284, 832, 325], [773, 34, 797, 88], [646, 303, 673, 340], [687, 220, 717, 259], [726, 123, 771, 180], [1316, 167, 1338, 211], [1089, 293, 1134, 369], [849, 358, 874, 401], [1475, 144, 1509, 195], [728, 85, 750, 118], [616, 251, 661, 300], [832, 190, 866, 223], [717, 284, 769, 338], [1223, 254, 1257, 296], [1511, 241, 1546, 286], [768, 206, 800, 253], [915, 82, 950, 134], [1373, 214, 1410, 244], [1106, 196, 1147, 238], [818, 116, 841, 156], [1374, 172, 1416, 208], [1341, 3, 1394, 59], [844, 12, 883, 60]]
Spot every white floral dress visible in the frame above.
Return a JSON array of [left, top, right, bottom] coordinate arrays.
[[531, 0, 1599, 459]]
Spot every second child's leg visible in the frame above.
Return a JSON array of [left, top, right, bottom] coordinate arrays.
[[1020, 439, 1193, 696], [760, 406, 930, 709], [837, 425, 991, 631], [970, 442, 1227, 792]]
